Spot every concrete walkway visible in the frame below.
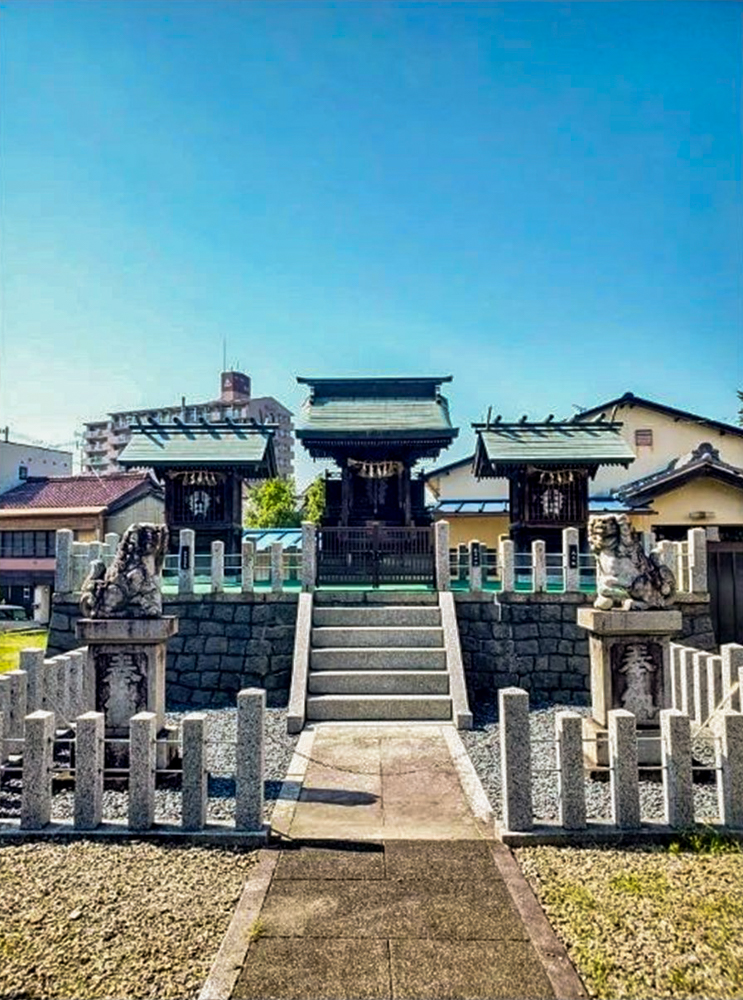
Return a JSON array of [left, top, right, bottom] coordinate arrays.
[[201, 724, 586, 1000]]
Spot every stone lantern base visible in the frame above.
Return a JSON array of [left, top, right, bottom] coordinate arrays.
[[577, 607, 683, 768], [76, 617, 179, 771]]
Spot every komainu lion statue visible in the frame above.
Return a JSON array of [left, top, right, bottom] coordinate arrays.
[[80, 523, 169, 619], [588, 514, 675, 611]]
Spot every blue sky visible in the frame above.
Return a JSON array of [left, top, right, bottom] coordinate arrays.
[[0, 1, 741, 485]]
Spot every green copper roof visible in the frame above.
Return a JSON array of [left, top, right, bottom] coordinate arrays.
[[298, 397, 455, 436], [118, 422, 276, 471], [474, 422, 635, 475]]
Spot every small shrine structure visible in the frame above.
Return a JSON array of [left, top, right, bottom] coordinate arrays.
[[473, 417, 635, 549], [296, 376, 458, 585], [297, 376, 458, 527], [119, 419, 276, 553]]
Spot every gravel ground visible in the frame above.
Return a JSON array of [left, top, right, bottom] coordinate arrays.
[[460, 698, 719, 823], [0, 706, 299, 826], [516, 841, 743, 999], [0, 839, 257, 1000]]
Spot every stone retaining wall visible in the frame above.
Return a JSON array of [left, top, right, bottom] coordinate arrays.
[[454, 592, 716, 706], [48, 590, 715, 710], [48, 594, 298, 709]]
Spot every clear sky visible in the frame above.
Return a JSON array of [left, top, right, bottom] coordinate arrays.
[[0, 1, 741, 485]]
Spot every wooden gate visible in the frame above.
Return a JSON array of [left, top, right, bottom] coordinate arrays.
[[317, 526, 435, 587], [708, 542, 743, 645]]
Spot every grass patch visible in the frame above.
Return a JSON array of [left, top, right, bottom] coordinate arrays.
[[0, 629, 47, 672], [516, 844, 743, 999]]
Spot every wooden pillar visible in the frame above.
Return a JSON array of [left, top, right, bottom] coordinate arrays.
[[403, 465, 412, 526], [341, 465, 351, 526]]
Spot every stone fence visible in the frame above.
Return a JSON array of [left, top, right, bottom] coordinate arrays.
[[53, 523, 711, 598], [498, 686, 743, 844], [669, 641, 743, 731], [0, 689, 266, 842]]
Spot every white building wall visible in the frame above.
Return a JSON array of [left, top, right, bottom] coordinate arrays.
[[0, 442, 72, 496]]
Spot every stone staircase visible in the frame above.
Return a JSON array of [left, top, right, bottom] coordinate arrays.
[[305, 595, 453, 722]]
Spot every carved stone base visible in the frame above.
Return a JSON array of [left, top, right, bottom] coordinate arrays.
[[76, 617, 179, 736]]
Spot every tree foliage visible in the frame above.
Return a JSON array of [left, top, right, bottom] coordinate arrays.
[[244, 478, 301, 528], [302, 476, 326, 524], [738, 389, 743, 427]]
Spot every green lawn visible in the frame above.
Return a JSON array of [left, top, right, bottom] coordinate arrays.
[[0, 629, 48, 673]]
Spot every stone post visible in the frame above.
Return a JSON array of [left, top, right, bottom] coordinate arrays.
[[88, 540, 103, 566], [688, 527, 708, 594], [55, 529, 74, 594], [499, 687, 532, 832], [81, 647, 95, 712], [211, 540, 225, 594], [434, 520, 450, 592], [7, 670, 27, 741], [20, 648, 44, 713], [556, 711, 586, 830], [715, 710, 743, 829], [608, 709, 640, 830], [20, 710, 54, 830], [531, 539, 546, 593], [722, 643, 743, 714], [71, 542, 90, 592], [182, 713, 208, 831], [67, 650, 86, 720], [74, 712, 104, 830], [54, 656, 71, 729], [661, 709, 693, 830], [692, 650, 710, 725], [41, 659, 57, 721], [129, 711, 157, 832], [673, 541, 686, 593], [457, 543, 468, 584], [679, 646, 696, 718], [235, 688, 264, 830], [707, 654, 724, 718], [562, 527, 580, 593], [241, 539, 255, 593], [178, 528, 195, 595], [499, 538, 515, 593], [301, 522, 317, 592], [657, 541, 677, 586], [468, 540, 483, 593], [270, 541, 284, 593], [104, 532, 120, 556]]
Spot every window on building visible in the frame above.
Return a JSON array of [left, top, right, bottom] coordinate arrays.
[[635, 429, 653, 447], [18, 465, 28, 480], [0, 530, 56, 558]]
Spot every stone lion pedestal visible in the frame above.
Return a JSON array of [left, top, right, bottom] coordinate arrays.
[[578, 607, 682, 768], [76, 616, 179, 771]]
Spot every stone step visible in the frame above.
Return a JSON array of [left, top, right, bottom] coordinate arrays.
[[308, 670, 450, 696], [313, 591, 438, 606], [305, 694, 453, 722], [312, 626, 443, 648], [310, 647, 447, 671], [313, 605, 442, 628]]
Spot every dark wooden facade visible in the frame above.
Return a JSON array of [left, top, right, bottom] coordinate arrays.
[[474, 419, 635, 550], [119, 421, 276, 554]]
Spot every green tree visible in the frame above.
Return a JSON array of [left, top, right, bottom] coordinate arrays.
[[738, 389, 743, 427], [302, 476, 326, 524], [244, 478, 301, 528]]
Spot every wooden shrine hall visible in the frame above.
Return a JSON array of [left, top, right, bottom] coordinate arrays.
[[473, 417, 635, 550], [296, 376, 458, 585], [119, 419, 277, 554]]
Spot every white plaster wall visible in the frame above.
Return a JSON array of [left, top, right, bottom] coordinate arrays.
[[0, 442, 72, 495]]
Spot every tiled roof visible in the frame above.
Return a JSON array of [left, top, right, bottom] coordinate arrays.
[[118, 423, 276, 470], [618, 443, 743, 500], [298, 397, 455, 435], [0, 473, 158, 510], [575, 392, 743, 438], [474, 422, 635, 475]]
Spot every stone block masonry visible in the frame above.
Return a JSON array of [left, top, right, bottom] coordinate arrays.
[[48, 592, 299, 709], [454, 591, 715, 707], [47, 589, 711, 712]]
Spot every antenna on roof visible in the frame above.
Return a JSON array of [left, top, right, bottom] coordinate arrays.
[[222, 337, 227, 372]]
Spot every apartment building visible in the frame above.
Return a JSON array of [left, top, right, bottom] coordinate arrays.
[[82, 371, 294, 479]]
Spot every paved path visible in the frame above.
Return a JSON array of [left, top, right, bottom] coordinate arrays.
[[206, 724, 585, 1000]]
